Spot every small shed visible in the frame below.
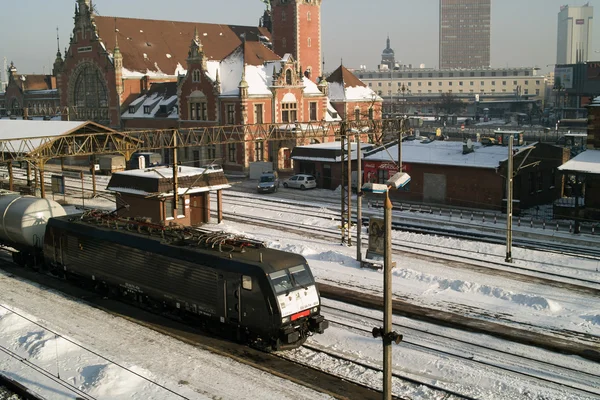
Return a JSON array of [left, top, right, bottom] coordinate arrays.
[[291, 142, 375, 189], [556, 149, 600, 222], [363, 140, 568, 212], [107, 166, 230, 226]]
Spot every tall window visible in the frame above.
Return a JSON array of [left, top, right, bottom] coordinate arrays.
[[282, 37, 287, 48], [285, 69, 292, 85], [282, 10, 286, 21], [207, 144, 216, 161], [226, 104, 235, 124], [192, 70, 201, 82], [354, 108, 360, 121], [307, 38, 312, 47], [281, 102, 297, 122], [309, 102, 317, 121], [255, 141, 264, 161], [228, 143, 236, 163], [254, 104, 263, 124], [307, 11, 311, 21], [368, 107, 374, 119], [73, 63, 108, 117], [165, 197, 185, 218], [190, 101, 208, 120]]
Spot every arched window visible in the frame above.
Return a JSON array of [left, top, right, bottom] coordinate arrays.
[[73, 64, 108, 109], [10, 98, 21, 115], [192, 70, 201, 83], [285, 69, 293, 85]]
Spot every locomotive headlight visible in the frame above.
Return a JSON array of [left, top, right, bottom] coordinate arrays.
[[312, 307, 318, 313], [281, 316, 290, 324]]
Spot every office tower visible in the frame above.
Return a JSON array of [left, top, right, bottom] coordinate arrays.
[[439, 0, 491, 69], [557, 4, 594, 64]]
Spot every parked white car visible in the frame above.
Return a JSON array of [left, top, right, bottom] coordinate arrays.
[[283, 174, 317, 190]]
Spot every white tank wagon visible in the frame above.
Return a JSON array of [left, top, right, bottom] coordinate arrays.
[[0, 193, 66, 266]]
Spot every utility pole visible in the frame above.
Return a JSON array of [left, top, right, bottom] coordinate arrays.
[[383, 191, 393, 398], [398, 118, 403, 172], [356, 133, 362, 262], [172, 132, 179, 219], [340, 121, 348, 245], [505, 135, 514, 263], [346, 128, 352, 246]]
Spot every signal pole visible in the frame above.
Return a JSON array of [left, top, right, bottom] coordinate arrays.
[[356, 133, 362, 262], [505, 135, 514, 263]]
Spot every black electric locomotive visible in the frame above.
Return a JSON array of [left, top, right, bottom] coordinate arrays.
[[39, 211, 328, 349]]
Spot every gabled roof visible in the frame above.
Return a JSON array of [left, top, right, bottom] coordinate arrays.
[[122, 82, 179, 119], [19, 75, 54, 91], [107, 166, 230, 196], [364, 140, 533, 169], [95, 16, 270, 76], [327, 65, 367, 89], [291, 142, 375, 162], [326, 65, 381, 102], [241, 40, 281, 66]]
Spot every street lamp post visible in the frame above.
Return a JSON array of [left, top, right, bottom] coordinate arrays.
[[362, 169, 410, 400]]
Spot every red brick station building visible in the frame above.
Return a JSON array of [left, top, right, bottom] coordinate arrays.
[[0, 0, 381, 175]]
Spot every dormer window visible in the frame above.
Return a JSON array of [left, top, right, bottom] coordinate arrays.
[[143, 106, 151, 114], [129, 106, 135, 114], [285, 69, 292, 85], [192, 70, 201, 83]]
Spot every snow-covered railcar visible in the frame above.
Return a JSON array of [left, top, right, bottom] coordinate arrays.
[[40, 212, 328, 350]]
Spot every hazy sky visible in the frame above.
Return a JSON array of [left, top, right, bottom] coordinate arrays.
[[1, 0, 598, 76]]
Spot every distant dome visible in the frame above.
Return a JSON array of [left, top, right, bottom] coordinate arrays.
[[382, 48, 395, 55]]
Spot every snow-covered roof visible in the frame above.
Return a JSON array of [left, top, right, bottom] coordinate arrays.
[[292, 142, 374, 162], [122, 83, 179, 120], [558, 150, 600, 174], [589, 96, 600, 107], [114, 165, 220, 179], [327, 65, 381, 102], [0, 120, 113, 153], [365, 140, 533, 169], [216, 47, 322, 98]]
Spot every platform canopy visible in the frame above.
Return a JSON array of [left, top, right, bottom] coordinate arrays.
[[558, 150, 600, 175], [0, 120, 138, 161]]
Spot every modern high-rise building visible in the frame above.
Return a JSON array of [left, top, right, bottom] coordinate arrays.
[[556, 4, 594, 65], [439, 0, 491, 69]]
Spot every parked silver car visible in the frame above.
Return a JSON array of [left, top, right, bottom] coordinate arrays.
[[283, 174, 317, 190], [257, 171, 280, 193]]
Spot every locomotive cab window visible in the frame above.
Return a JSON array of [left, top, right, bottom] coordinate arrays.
[[270, 270, 293, 294], [269, 265, 313, 294], [289, 265, 312, 288], [242, 275, 252, 291]]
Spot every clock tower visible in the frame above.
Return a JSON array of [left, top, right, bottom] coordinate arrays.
[[270, 0, 322, 82]]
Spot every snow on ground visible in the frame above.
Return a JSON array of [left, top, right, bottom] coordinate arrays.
[[0, 177, 599, 399]]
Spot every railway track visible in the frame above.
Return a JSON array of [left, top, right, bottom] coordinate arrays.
[[0, 260, 385, 400], [320, 304, 600, 398], [220, 211, 600, 294], [220, 192, 600, 260]]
